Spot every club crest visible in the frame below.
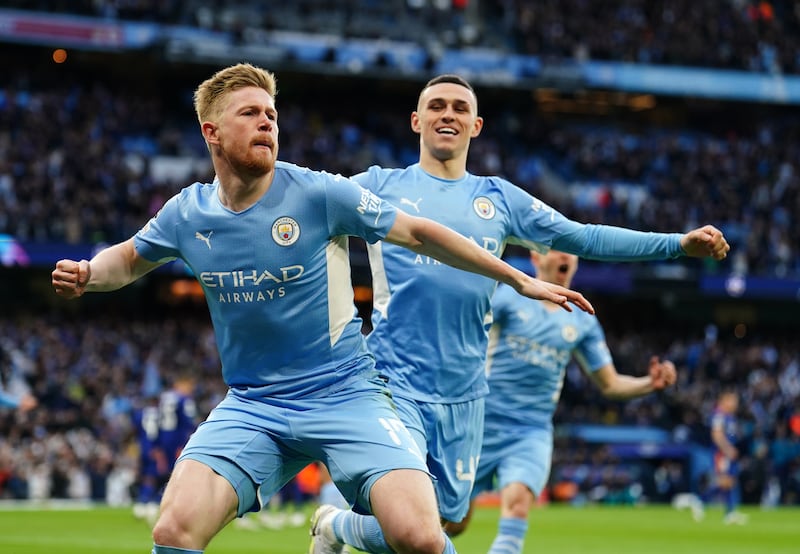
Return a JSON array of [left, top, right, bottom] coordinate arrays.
[[272, 216, 300, 246], [473, 196, 496, 220]]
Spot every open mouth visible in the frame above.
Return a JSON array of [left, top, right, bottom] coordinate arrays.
[[557, 264, 569, 274], [436, 127, 458, 135]]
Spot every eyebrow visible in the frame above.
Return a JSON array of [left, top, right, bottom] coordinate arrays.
[[427, 97, 473, 108], [238, 103, 277, 115]]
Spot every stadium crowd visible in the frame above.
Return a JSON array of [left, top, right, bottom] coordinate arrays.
[[2, 76, 799, 278], [1, 310, 798, 506], [483, 0, 800, 75], [0, 311, 225, 504], [1, 0, 799, 514], [8, 0, 800, 75], [553, 321, 800, 506]]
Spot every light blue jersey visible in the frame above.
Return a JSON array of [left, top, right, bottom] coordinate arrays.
[[484, 283, 612, 432], [472, 283, 613, 498], [0, 390, 19, 409], [135, 161, 398, 399], [354, 163, 682, 403], [134, 162, 432, 515]]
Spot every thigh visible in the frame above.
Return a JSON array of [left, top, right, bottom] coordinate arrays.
[[714, 453, 736, 480], [415, 397, 485, 523], [713, 453, 738, 488], [369, 468, 443, 549], [157, 459, 239, 547]]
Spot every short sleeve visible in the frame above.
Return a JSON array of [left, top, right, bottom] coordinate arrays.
[[134, 194, 181, 262], [324, 173, 398, 244]]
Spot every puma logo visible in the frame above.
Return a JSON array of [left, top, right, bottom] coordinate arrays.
[[195, 231, 213, 249], [400, 197, 423, 213]]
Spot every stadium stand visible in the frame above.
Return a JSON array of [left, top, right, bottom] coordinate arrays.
[[1, 310, 798, 505], [0, 0, 798, 509], [2, 72, 799, 278]]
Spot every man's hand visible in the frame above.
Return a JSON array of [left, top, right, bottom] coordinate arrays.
[[649, 356, 677, 390], [52, 259, 92, 299], [517, 277, 595, 315], [681, 225, 730, 260], [18, 394, 38, 413]]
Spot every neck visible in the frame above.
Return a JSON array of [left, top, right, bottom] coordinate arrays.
[[215, 168, 274, 212], [418, 151, 467, 180]]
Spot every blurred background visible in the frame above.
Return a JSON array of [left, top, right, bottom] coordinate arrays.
[[0, 0, 799, 512]]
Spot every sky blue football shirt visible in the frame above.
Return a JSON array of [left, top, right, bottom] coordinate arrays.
[[484, 283, 613, 430], [135, 161, 397, 399], [353, 163, 681, 403]]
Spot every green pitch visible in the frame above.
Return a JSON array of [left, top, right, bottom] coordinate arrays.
[[0, 503, 797, 553]]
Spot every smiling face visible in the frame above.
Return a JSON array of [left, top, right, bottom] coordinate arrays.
[[202, 86, 279, 179], [412, 81, 483, 165], [531, 250, 579, 288]]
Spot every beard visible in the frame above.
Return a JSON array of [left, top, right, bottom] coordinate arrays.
[[222, 142, 277, 178]]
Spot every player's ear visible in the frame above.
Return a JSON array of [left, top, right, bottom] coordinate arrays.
[[202, 121, 220, 145], [470, 116, 484, 138], [410, 111, 422, 134]]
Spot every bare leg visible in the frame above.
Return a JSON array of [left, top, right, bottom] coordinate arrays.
[[369, 469, 446, 554], [499, 481, 535, 519], [485, 482, 533, 554], [442, 501, 474, 537], [312, 469, 454, 554], [152, 459, 240, 550]]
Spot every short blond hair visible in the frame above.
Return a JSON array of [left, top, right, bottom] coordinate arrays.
[[418, 74, 478, 113], [193, 63, 277, 124]]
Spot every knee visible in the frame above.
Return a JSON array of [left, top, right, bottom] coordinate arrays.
[[504, 484, 535, 519], [443, 518, 469, 538], [506, 498, 531, 519], [386, 522, 446, 554]]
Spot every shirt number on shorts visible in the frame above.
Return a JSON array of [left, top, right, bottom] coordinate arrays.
[[378, 417, 424, 461]]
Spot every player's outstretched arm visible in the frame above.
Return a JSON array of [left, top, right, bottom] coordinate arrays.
[[52, 238, 163, 299], [680, 225, 730, 260], [589, 356, 677, 400], [384, 211, 594, 314]]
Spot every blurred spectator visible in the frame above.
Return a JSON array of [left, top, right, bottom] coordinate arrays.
[[1, 309, 797, 505], [2, 76, 799, 279], [2, 1, 799, 507], [0, 312, 223, 504], [10, 2, 800, 74]]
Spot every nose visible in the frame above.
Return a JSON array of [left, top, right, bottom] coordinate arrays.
[[258, 112, 273, 131]]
